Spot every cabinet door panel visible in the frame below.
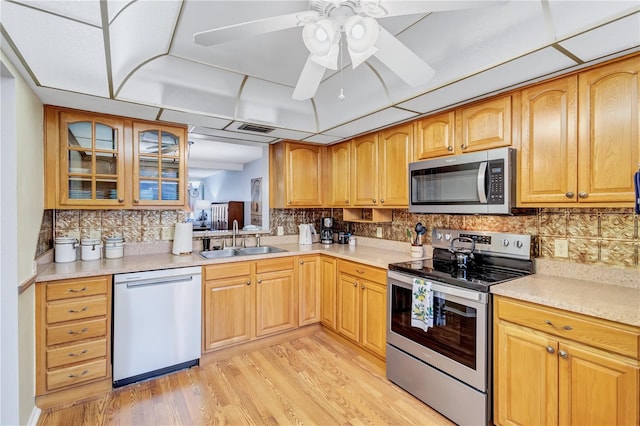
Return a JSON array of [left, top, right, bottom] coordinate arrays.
[[495, 322, 558, 426], [256, 270, 296, 337], [520, 76, 578, 204], [360, 280, 386, 358], [203, 279, 252, 351], [351, 134, 378, 206], [378, 123, 412, 207], [460, 96, 512, 152], [330, 142, 351, 206], [578, 57, 640, 203], [559, 343, 639, 426], [298, 256, 320, 326], [320, 256, 337, 330], [337, 274, 360, 342], [414, 111, 456, 159], [287, 143, 323, 207]]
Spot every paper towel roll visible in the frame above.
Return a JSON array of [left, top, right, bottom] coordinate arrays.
[[172, 223, 193, 255]]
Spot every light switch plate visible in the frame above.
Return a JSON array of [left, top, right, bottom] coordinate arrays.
[[277, 226, 284, 236], [376, 227, 383, 238], [554, 239, 569, 257]]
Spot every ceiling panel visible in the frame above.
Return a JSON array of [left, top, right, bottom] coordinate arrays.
[[2, 1, 109, 96], [12, 0, 102, 26], [109, 0, 181, 90], [398, 47, 578, 114], [558, 12, 640, 62], [160, 110, 232, 129], [117, 55, 243, 118], [547, 1, 639, 39], [237, 78, 317, 131], [302, 134, 344, 144], [326, 107, 417, 138], [190, 126, 277, 144]]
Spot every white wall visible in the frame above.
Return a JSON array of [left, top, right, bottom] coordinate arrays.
[[201, 146, 269, 229], [1, 50, 44, 425]]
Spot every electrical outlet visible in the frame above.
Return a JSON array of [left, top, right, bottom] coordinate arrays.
[[554, 239, 569, 258], [376, 227, 383, 238], [277, 226, 284, 236]]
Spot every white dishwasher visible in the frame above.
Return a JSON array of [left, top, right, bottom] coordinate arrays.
[[113, 266, 201, 388]]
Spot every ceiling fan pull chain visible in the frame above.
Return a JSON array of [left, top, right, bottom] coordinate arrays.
[[338, 33, 346, 101]]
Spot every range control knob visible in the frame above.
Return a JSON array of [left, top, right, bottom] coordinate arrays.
[[434, 232, 443, 241], [502, 238, 510, 247], [515, 240, 523, 249], [444, 234, 452, 241]]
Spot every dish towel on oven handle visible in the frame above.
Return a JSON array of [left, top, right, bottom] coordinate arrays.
[[411, 278, 434, 332], [634, 170, 640, 214]]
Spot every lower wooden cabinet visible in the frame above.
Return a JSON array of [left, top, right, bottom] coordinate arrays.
[[297, 255, 321, 326], [336, 260, 387, 359], [320, 256, 337, 330], [35, 275, 112, 408], [203, 257, 296, 352], [494, 296, 640, 426]]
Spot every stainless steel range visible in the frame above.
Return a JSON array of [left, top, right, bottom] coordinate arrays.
[[386, 228, 533, 426]]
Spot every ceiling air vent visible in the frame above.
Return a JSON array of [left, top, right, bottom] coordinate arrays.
[[238, 123, 275, 134]]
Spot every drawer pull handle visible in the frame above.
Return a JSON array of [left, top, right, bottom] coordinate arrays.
[[68, 349, 89, 357], [544, 320, 573, 331], [67, 328, 89, 335], [546, 346, 555, 354], [558, 350, 569, 359], [68, 287, 88, 293], [67, 306, 88, 313], [68, 370, 89, 378], [356, 270, 365, 275]]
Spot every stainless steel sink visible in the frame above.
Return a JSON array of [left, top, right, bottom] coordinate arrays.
[[198, 246, 287, 259], [198, 248, 239, 259], [235, 246, 288, 256]]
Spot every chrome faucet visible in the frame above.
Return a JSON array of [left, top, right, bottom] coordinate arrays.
[[255, 234, 261, 247], [232, 220, 239, 248]]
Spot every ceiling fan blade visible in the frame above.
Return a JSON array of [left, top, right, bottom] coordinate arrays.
[[292, 56, 326, 100], [194, 12, 306, 46], [374, 27, 435, 87], [377, 0, 507, 17]]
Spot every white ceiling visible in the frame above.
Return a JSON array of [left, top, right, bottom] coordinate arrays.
[[1, 0, 639, 175]]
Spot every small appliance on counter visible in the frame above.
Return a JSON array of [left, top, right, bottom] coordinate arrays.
[[172, 223, 193, 255], [320, 217, 334, 244], [298, 223, 316, 245]]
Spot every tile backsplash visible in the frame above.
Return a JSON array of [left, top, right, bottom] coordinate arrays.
[[43, 207, 638, 269]]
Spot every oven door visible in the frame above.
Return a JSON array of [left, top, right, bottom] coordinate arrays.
[[387, 270, 488, 391]]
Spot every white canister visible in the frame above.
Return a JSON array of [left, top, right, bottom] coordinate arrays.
[[54, 237, 78, 263], [104, 237, 124, 259], [411, 244, 424, 258], [81, 238, 102, 261]]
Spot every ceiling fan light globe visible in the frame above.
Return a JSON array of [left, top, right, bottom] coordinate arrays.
[[344, 16, 379, 53], [302, 19, 337, 56]]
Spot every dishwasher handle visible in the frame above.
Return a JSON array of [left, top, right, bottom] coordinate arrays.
[[121, 275, 197, 289]]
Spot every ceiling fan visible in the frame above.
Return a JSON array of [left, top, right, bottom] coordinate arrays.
[[194, 1, 504, 100]]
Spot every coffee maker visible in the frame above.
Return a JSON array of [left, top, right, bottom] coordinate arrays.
[[320, 217, 334, 244]]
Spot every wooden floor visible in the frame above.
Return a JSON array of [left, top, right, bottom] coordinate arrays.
[[38, 329, 454, 425]]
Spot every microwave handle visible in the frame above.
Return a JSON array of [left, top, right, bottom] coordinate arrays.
[[477, 161, 488, 204]]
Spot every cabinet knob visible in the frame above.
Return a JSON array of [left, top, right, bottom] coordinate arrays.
[[372, 199, 377, 204], [345, 200, 349, 204], [299, 260, 304, 265], [353, 281, 358, 287], [546, 346, 555, 354], [558, 350, 569, 359], [565, 192, 574, 198], [361, 285, 365, 290], [380, 199, 385, 204], [578, 192, 588, 199], [257, 279, 262, 284], [246, 280, 251, 286], [447, 146, 453, 151], [134, 199, 139, 203], [461, 144, 467, 149], [288, 200, 292, 204], [118, 198, 124, 203]]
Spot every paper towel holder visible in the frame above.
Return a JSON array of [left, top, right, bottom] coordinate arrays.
[[172, 222, 193, 255]]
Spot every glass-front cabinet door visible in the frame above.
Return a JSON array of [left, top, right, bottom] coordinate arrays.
[[59, 112, 125, 206], [132, 122, 185, 206]]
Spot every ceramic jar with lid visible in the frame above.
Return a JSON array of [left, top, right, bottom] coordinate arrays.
[[80, 238, 102, 261], [54, 237, 78, 263], [104, 236, 124, 259]]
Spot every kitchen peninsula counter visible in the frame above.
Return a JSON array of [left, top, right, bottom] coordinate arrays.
[[35, 238, 420, 283], [491, 259, 640, 327]]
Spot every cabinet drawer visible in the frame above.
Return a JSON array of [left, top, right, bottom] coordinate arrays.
[[46, 338, 107, 369], [204, 262, 251, 281], [46, 276, 109, 301], [46, 358, 107, 391], [47, 318, 107, 346], [497, 297, 640, 359], [338, 260, 386, 284], [256, 257, 294, 274], [46, 295, 107, 324]]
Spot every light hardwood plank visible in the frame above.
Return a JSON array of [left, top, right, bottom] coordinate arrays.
[[37, 330, 454, 426]]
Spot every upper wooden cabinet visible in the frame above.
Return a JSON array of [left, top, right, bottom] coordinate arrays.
[[413, 111, 456, 160], [329, 141, 351, 207], [350, 123, 412, 208], [519, 55, 639, 207], [44, 106, 187, 209], [413, 96, 511, 161], [270, 141, 325, 208]]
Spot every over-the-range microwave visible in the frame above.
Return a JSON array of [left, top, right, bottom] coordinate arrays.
[[409, 147, 516, 215]]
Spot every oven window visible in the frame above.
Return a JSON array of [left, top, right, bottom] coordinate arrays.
[[390, 284, 477, 369]]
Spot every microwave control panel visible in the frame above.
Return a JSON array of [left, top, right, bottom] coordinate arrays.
[[488, 159, 504, 204]]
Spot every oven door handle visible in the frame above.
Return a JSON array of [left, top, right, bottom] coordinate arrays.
[[387, 271, 486, 303], [477, 161, 488, 204]]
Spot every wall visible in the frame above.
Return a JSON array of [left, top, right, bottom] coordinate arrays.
[[1, 51, 43, 425]]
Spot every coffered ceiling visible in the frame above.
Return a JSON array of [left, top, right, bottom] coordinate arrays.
[[2, 1, 639, 155]]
